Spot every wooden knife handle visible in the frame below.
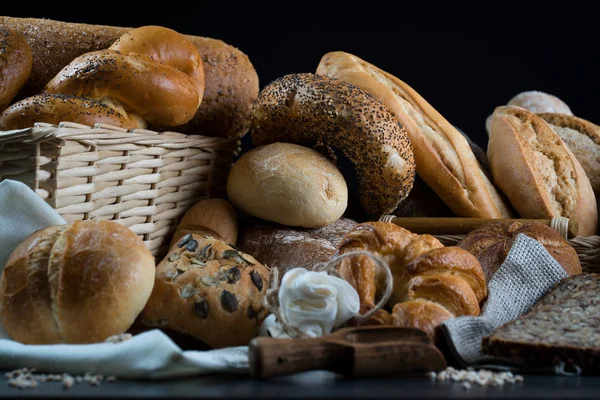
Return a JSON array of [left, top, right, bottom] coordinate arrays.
[[248, 336, 351, 379]]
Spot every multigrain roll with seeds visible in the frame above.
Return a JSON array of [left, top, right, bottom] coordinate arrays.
[[140, 234, 270, 348], [250, 73, 415, 217]]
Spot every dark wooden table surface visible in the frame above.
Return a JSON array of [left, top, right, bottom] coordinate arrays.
[[0, 370, 598, 399]]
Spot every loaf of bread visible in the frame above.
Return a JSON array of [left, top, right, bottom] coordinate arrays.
[[335, 222, 487, 340], [237, 217, 358, 281], [140, 234, 270, 348], [0, 27, 32, 111], [538, 113, 600, 200], [0, 220, 155, 344], [458, 221, 582, 282], [250, 73, 415, 217], [227, 143, 348, 228], [316, 51, 513, 219], [482, 273, 600, 373], [0, 16, 258, 139], [488, 106, 598, 236], [170, 198, 239, 248]]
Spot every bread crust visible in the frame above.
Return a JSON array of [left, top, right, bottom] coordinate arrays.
[[0, 27, 32, 111], [227, 143, 348, 228], [0, 16, 258, 139], [316, 51, 512, 218], [488, 106, 597, 236], [0, 221, 155, 344], [170, 198, 239, 247], [140, 234, 270, 348], [250, 73, 415, 216], [538, 113, 600, 197], [0, 93, 146, 130], [458, 220, 582, 282]]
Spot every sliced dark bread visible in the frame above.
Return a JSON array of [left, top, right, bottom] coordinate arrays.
[[482, 273, 600, 373]]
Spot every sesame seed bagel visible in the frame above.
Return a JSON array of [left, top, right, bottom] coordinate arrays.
[[109, 26, 205, 109], [44, 49, 200, 127], [250, 73, 416, 216], [0, 93, 146, 130]]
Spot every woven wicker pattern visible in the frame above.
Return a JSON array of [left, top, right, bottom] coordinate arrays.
[[0, 122, 238, 259]]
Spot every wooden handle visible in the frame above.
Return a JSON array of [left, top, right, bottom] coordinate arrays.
[[248, 336, 351, 379], [380, 217, 577, 239]]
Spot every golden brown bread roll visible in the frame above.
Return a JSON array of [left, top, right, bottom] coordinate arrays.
[[227, 143, 348, 228], [457, 220, 582, 282], [0, 93, 146, 130], [44, 49, 200, 127], [488, 106, 598, 236], [0, 220, 155, 344], [335, 222, 486, 340], [0, 16, 258, 139], [0, 27, 32, 112], [109, 25, 205, 108], [140, 234, 270, 348], [250, 73, 416, 217], [170, 198, 239, 248], [316, 51, 513, 219]]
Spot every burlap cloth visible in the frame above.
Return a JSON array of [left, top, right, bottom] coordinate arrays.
[[440, 233, 574, 374]]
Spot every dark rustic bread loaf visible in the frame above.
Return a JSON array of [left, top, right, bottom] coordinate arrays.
[[482, 273, 600, 373], [237, 218, 358, 281]]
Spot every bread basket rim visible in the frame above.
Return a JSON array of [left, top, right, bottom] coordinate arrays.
[[0, 121, 241, 150]]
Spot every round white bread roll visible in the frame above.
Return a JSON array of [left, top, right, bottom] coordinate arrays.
[[507, 91, 573, 115], [0, 220, 156, 344], [227, 143, 348, 228]]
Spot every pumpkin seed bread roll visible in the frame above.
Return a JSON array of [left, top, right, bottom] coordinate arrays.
[[140, 234, 270, 349], [250, 73, 416, 217]]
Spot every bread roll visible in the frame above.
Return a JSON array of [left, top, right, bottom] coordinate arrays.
[[109, 25, 205, 108], [0, 16, 258, 139], [537, 113, 600, 198], [0, 220, 155, 344], [237, 217, 358, 280], [335, 221, 486, 340], [0, 93, 146, 130], [140, 234, 270, 348], [488, 106, 598, 236], [316, 51, 513, 219], [170, 198, 239, 248], [0, 27, 32, 111], [44, 50, 200, 127], [250, 73, 415, 216], [508, 91, 573, 115], [458, 220, 582, 282], [227, 143, 348, 228]]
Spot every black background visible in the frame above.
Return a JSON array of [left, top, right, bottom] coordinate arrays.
[[3, 2, 600, 149]]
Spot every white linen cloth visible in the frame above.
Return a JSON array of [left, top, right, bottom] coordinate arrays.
[[259, 268, 360, 338], [0, 180, 248, 378]]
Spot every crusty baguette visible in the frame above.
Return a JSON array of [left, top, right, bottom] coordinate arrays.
[[488, 106, 598, 236], [0, 16, 259, 139], [316, 51, 513, 219]]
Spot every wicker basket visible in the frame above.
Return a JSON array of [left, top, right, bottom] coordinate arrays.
[[0, 122, 239, 259]]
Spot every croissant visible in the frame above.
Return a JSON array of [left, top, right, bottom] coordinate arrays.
[[336, 221, 487, 340]]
